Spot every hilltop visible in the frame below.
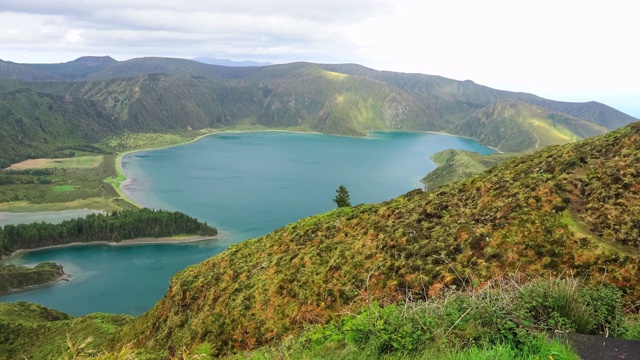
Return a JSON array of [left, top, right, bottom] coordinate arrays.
[[114, 121, 640, 356], [0, 57, 636, 168]]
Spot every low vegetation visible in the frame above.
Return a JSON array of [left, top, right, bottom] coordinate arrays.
[[13, 275, 636, 359], [422, 150, 514, 191], [231, 275, 623, 360], [0, 154, 127, 212], [0, 262, 65, 294], [0, 302, 133, 360]]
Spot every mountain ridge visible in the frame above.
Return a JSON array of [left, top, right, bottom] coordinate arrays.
[[0, 56, 636, 178]]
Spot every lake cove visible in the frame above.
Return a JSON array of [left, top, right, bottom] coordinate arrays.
[[0, 132, 495, 316]]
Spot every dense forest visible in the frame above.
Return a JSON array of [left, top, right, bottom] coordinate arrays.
[[0, 208, 217, 254]]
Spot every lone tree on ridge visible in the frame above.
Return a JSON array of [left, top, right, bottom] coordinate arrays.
[[333, 185, 352, 208]]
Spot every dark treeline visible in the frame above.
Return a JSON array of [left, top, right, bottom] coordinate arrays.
[[0, 208, 217, 253]]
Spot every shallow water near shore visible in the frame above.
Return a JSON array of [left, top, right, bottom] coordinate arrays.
[[0, 131, 495, 316]]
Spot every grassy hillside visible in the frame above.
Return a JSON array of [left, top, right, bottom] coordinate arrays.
[[0, 87, 120, 168], [0, 263, 65, 294], [0, 302, 132, 359], [318, 63, 638, 129], [450, 100, 608, 152], [117, 122, 640, 356], [422, 150, 514, 191]]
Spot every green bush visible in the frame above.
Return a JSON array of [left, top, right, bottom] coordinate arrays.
[[518, 278, 623, 335]]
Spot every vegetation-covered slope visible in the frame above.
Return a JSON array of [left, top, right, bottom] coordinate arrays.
[[118, 122, 640, 356], [26, 56, 119, 80], [0, 263, 66, 294], [0, 87, 121, 168], [421, 149, 514, 191], [318, 63, 638, 130], [0, 302, 132, 359], [450, 100, 608, 152]]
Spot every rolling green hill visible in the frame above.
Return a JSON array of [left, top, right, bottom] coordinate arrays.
[[450, 100, 609, 152], [318, 63, 637, 130], [116, 121, 640, 356], [421, 149, 514, 191], [0, 302, 132, 359], [0, 59, 62, 81]]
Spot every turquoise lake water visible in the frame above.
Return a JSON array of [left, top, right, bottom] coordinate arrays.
[[0, 132, 494, 316]]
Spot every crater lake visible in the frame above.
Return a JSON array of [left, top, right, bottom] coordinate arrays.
[[0, 131, 495, 315]]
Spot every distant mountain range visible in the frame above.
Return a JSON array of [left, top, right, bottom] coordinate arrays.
[[0, 56, 636, 167]]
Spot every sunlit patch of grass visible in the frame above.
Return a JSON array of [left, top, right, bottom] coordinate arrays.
[[323, 70, 349, 80]]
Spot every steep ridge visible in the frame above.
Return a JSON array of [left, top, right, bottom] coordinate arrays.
[[85, 57, 254, 81], [118, 122, 640, 356], [451, 100, 609, 152], [29, 68, 447, 136], [317, 63, 637, 129]]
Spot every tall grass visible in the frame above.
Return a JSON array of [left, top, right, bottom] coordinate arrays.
[[230, 274, 622, 360]]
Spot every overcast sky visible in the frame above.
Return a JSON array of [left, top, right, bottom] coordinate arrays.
[[1, 0, 638, 117]]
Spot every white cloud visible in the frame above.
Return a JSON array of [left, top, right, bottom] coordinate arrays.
[[64, 29, 84, 44]]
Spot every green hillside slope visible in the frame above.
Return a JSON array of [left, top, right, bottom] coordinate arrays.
[[118, 122, 640, 356], [450, 100, 608, 152], [318, 63, 637, 129], [0, 88, 121, 167], [0, 60, 62, 81], [421, 149, 514, 191], [0, 302, 132, 359]]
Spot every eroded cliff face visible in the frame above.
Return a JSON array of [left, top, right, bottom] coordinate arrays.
[[117, 122, 640, 356]]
